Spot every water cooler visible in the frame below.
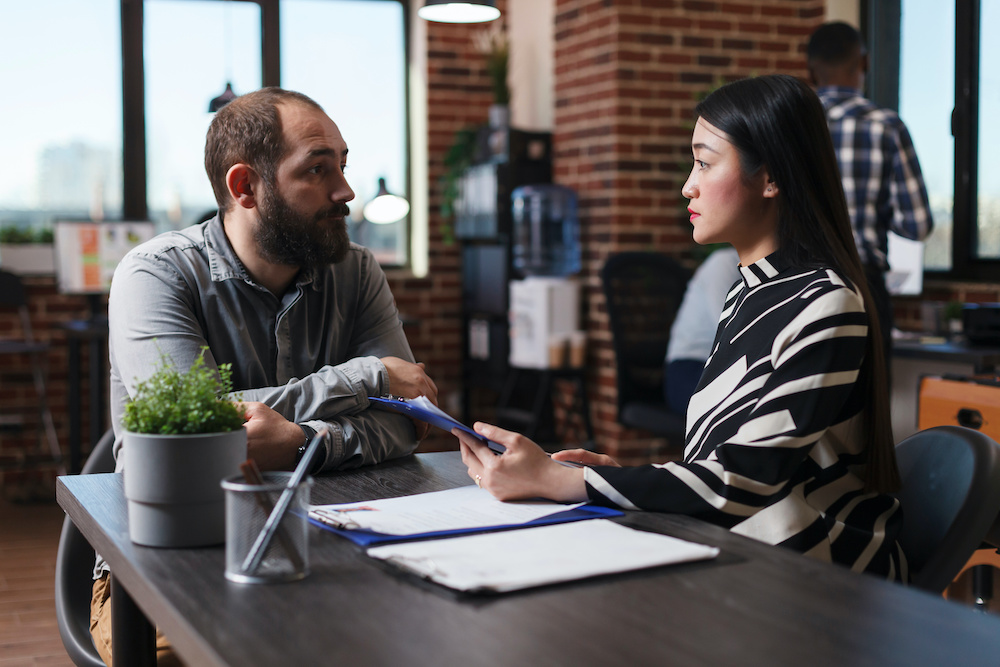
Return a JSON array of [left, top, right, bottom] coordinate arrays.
[[508, 184, 583, 370], [498, 184, 593, 447]]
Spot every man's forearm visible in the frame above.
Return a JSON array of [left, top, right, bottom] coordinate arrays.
[[303, 409, 419, 472]]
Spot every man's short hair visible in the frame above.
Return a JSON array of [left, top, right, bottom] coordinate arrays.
[[807, 21, 866, 67], [204, 87, 325, 212]]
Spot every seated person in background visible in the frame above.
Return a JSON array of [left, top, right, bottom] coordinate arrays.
[[455, 74, 906, 582], [93, 87, 437, 665], [664, 245, 741, 414]]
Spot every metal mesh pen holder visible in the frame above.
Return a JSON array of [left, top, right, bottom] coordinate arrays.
[[222, 472, 313, 584]]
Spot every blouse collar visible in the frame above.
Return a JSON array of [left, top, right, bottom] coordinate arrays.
[[738, 251, 792, 288]]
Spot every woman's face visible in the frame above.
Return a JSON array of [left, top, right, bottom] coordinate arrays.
[[682, 117, 778, 263]]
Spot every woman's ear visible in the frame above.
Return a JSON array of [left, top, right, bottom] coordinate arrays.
[[763, 176, 779, 199], [226, 164, 259, 209]]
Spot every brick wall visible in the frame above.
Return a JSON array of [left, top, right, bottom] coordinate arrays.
[[552, 0, 826, 463], [0, 277, 103, 497]]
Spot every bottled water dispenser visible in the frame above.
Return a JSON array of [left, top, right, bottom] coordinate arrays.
[[511, 184, 581, 277]]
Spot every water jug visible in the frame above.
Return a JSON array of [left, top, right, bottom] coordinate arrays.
[[511, 184, 581, 276]]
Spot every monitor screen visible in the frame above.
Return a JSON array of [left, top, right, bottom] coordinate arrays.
[[54, 220, 156, 294]]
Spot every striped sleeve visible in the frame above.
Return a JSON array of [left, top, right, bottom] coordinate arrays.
[[585, 276, 867, 525]]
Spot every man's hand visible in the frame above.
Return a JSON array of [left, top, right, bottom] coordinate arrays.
[[380, 357, 439, 405], [240, 401, 303, 471]]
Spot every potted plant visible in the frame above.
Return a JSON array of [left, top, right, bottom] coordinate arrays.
[[0, 224, 56, 276], [474, 23, 510, 123], [121, 350, 247, 547]]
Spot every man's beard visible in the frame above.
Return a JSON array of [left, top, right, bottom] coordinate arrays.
[[253, 184, 351, 268]]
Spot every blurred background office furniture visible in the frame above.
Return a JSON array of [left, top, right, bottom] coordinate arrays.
[[55, 428, 114, 667], [59, 317, 109, 474], [891, 338, 1000, 442], [0, 269, 63, 473], [455, 128, 553, 424], [53, 220, 154, 472], [894, 425, 1000, 597], [601, 252, 689, 443]]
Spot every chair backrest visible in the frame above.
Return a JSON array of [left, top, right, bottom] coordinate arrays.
[[600, 252, 690, 412], [894, 425, 1000, 593], [55, 429, 116, 667], [0, 269, 36, 342], [0, 269, 28, 308]]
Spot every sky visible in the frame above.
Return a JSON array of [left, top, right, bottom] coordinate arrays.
[[0, 0, 407, 223], [1, 1, 994, 216]]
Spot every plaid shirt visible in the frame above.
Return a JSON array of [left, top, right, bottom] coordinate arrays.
[[817, 86, 934, 271]]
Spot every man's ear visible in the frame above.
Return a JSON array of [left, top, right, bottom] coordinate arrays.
[[806, 63, 818, 87], [226, 163, 259, 210]]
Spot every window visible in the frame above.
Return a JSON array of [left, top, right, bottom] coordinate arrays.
[[0, 0, 123, 233], [145, 0, 263, 232], [894, 0, 1000, 280], [898, 0, 954, 271], [281, 0, 409, 266], [128, 0, 409, 265]]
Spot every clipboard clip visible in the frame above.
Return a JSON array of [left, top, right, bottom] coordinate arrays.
[[310, 508, 362, 531]]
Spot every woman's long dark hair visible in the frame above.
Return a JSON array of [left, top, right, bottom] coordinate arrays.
[[694, 74, 898, 493]]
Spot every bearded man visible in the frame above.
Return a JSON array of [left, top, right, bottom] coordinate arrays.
[[95, 87, 436, 664]]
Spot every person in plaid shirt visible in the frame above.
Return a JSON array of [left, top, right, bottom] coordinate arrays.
[[807, 22, 933, 360]]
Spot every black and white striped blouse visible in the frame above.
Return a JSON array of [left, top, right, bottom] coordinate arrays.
[[586, 251, 906, 581]]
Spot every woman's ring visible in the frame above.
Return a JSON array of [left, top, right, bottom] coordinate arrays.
[[475, 474, 482, 488]]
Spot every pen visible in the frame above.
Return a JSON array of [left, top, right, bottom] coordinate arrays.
[[241, 427, 328, 575], [239, 458, 306, 572]]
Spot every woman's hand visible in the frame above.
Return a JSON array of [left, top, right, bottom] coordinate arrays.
[[552, 448, 620, 467], [453, 422, 587, 503]]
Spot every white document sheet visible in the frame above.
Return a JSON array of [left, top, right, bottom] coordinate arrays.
[[309, 485, 585, 536], [366, 519, 720, 593]]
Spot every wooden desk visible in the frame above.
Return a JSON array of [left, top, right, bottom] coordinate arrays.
[[58, 452, 1000, 666], [892, 338, 1000, 373]]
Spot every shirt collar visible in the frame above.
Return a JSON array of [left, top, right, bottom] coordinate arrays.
[[816, 85, 862, 101], [203, 213, 319, 290]]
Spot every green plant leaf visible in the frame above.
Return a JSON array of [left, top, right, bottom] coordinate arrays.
[[122, 347, 246, 434]]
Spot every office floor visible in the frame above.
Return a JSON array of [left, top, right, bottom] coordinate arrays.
[[0, 494, 73, 665]]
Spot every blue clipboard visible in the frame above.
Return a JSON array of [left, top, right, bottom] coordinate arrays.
[[309, 503, 624, 547], [369, 395, 506, 454]]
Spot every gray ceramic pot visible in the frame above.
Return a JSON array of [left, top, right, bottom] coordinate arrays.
[[122, 430, 247, 547]]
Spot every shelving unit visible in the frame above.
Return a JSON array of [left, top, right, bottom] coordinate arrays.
[[455, 127, 552, 427]]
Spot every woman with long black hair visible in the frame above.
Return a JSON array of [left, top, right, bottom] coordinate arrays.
[[455, 74, 905, 581]]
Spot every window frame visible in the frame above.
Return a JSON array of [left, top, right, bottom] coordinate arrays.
[[121, 0, 412, 269], [869, 0, 993, 282]]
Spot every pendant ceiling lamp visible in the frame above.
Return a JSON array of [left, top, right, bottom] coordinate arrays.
[[363, 178, 410, 224], [417, 1, 500, 24], [208, 0, 238, 112], [208, 82, 238, 113]]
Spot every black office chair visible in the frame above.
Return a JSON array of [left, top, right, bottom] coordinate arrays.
[[601, 252, 690, 442], [894, 425, 1000, 594], [55, 428, 116, 667], [0, 269, 63, 472]]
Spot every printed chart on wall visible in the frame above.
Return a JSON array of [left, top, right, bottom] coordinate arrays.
[[54, 221, 156, 294]]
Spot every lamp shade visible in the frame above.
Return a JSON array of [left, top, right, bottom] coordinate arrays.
[[208, 82, 238, 113], [417, 1, 500, 23], [363, 178, 410, 225]]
